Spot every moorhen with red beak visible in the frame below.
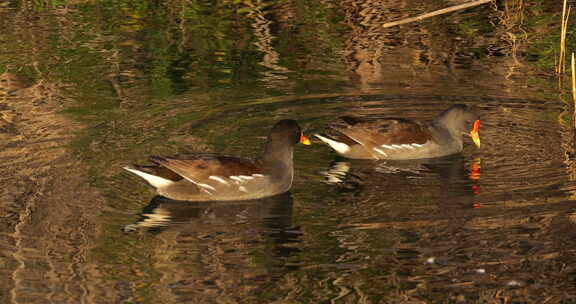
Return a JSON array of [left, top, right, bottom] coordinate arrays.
[[124, 120, 311, 201], [315, 104, 480, 160]]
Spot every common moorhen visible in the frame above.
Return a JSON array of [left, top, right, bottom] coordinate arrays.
[[314, 104, 480, 160], [124, 120, 311, 201]]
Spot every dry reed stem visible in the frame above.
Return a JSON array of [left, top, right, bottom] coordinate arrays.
[[572, 53, 576, 130], [382, 0, 493, 28], [559, 0, 570, 74], [572, 53, 576, 100]]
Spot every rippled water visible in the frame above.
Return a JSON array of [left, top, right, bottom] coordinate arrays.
[[2, 1, 576, 303], [111, 94, 576, 303]]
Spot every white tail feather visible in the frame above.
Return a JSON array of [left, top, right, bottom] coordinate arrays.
[[314, 134, 350, 154], [124, 166, 174, 189]]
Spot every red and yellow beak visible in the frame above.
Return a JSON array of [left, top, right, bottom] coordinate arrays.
[[300, 133, 311, 145], [470, 120, 481, 148]]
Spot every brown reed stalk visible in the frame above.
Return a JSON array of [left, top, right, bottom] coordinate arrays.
[[572, 53, 576, 129], [382, 0, 492, 28], [559, 0, 570, 74]]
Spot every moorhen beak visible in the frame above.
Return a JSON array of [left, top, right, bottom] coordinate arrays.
[[469, 119, 481, 148]]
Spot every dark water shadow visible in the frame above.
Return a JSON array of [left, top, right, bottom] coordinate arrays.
[[124, 191, 300, 255], [120, 192, 302, 302], [320, 153, 480, 208]]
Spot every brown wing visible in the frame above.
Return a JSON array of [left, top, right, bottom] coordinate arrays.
[[150, 155, 263, 184], [334, 116, 432, 147]]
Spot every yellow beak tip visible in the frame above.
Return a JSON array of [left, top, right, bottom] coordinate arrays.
[[471, 134, 481, 148]]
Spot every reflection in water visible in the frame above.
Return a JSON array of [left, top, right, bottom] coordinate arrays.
[[320, 154, 479, 208], [469, 157, 482, 201], [123, 193, 301, 302], [125, 193, 295, 235], [248, 5, 291, 90]]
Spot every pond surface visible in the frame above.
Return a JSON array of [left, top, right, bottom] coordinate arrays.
[[1, 1, 576, 303]]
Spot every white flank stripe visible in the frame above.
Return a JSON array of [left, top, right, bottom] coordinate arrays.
[[197, 183, 216, 191], [314, 134, 351, 154], [373, 148, 388, 156], [381, 144, 397, 150], [238, 175, 254, 180], [252, 174, 264, 177], [200, 188, 214, 195], [209, 176, 229, 185], [230, 176, 243, 183], [412, 143, 424, 148]]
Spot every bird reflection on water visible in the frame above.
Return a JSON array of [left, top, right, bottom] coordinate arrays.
[[319, 154, 481, 209], [123, 192, 301, 256]]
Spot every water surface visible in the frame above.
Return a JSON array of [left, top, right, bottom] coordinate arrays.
[[1, 1, 575, 303]]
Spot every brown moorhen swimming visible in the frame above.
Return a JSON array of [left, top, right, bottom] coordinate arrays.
[[314, 104, 480, 160], [124, 120, 311, 201]]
